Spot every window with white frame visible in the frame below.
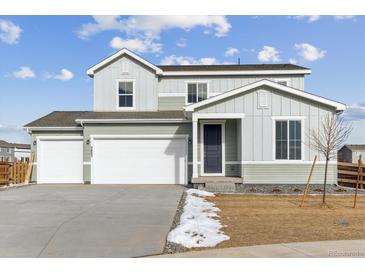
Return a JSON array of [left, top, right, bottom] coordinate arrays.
[[118, 80, 134, 108], [275, 120, 302, 160], [187, 82, 208, 103]]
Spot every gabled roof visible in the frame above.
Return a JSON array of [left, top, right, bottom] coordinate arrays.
[[87, 48, 311, 77], [184, 79, 346, 112], [344, 144, 365, 151], [158, 64, 311, 76], [87, 48, 163, 77]]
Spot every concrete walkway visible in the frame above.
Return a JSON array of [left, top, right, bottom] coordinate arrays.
[[153, 240, 365, 258]]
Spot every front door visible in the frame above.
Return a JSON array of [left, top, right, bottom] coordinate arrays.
[[203, 124, 222, 174]]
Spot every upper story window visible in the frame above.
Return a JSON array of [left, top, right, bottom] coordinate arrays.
[[187, 82, 208, 104], [117, 80, 135, 109], [275, 119, 302, 160]]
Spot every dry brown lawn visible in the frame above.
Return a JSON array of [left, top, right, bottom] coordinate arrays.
[[206, 194, 365, 248]]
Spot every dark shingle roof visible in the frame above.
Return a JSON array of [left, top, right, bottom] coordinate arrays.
[[346, 144, 365, 151], [157, 64, 309, 72], [24, 111, 187, 127], [0, 140, 30, 149]]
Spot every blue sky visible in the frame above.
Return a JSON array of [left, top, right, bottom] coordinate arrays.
[[0, 15, 364, 144]]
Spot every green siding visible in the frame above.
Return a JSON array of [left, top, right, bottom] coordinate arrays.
[[158, 96, 185, 110], [241, 163, 337, 184]]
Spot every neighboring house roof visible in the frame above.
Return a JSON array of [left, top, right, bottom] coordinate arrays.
[[0, 140, 12, 148], [343, 144, 365, 151], [87, 48, 163, 77], [0, 140, 30, 149], [24, 111, 188, 128], [11, 143, 31, 150], [86, 48, 311, 77], [184, 79, 347, 112]]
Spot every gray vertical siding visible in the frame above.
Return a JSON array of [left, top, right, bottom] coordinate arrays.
[[158, 96, 185, 110], [157, 75, 305, 110], [196, 87, 337, 162], [94, 55, 158, 111]]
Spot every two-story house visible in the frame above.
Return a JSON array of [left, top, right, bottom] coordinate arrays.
[[25, 48, 346, 186], [0, 140, 31, 162]]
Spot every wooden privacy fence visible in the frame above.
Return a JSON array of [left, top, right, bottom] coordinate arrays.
[[338, 161, 364, 189], [0, 162, 30, 185]]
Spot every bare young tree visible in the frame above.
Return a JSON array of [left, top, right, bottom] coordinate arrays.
[[309, 113, 352, 204]]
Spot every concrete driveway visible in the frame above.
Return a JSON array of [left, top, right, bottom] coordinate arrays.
[[0, 184, 185, 258]]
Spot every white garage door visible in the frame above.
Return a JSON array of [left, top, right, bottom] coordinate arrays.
[[92, 136, 187, 184], [38, 138, 83, 183]]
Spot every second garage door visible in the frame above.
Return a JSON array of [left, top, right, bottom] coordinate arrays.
[[91, 136, 187, 184]]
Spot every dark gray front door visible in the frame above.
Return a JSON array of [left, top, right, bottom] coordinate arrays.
[[204, 124, 222, 174]]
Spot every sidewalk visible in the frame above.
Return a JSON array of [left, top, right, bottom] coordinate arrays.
[[152, 240, 365, 258]]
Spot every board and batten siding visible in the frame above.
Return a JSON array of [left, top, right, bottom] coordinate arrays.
[[93, 55, 158, 111], [157, 75, 304, 110], [196, 86, 337, 163]]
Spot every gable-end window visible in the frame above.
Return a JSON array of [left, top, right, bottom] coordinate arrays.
[[275, 120, 302, 160], [187, 82, 208, 104], [117, 80, 134, 109]]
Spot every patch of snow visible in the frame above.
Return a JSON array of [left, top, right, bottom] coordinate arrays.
[[167, 188, 229, 248], [186, 188, 215, 197]]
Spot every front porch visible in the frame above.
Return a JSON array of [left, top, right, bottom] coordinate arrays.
[[190, 113, 245, 189]]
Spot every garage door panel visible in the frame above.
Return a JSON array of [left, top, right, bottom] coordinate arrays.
[[92, 138, 186, 184], [38, 139, 83, 183]]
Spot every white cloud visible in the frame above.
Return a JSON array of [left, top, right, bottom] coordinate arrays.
[[225, 47, 239, 57], [294, 43, 326, 61], [160, 55, 219, 65], [78, 16, 231, 52], [78, 15, 231, 39], [0, 19, 22, 44], [54, 69, 74, 81], [342, 102, 365, 121], [257, 46, 281, 62], [13, 66, 36, 79], [289, 58, 297, 64], [176, 38, 187, 48], [109, 37, 162, 53], [292, 16, 321, 23]]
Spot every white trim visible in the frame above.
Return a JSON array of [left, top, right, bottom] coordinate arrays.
[[271, 116, 306, 120], [116, 79, 136, 111], [161, 69, 311, 76], [185, 80, 210, 105], [87, 48, 163, 77], [83, 162, 91, 165], [200, 121, 225, 176], [25, 127, 82, 132], [241, 161, 337, 165], [90, 134, 188, 140], [75, 118, 190, 124], [272, 117, 305, 161], [192, 113, 245, 122], [90, 134, 189, 185], [36, 136, 83, 141], [158, 93, 185, 97], [184, 79, 346, 112]]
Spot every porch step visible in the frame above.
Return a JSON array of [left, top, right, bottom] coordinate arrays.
[[204, 182, 236, 193]]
